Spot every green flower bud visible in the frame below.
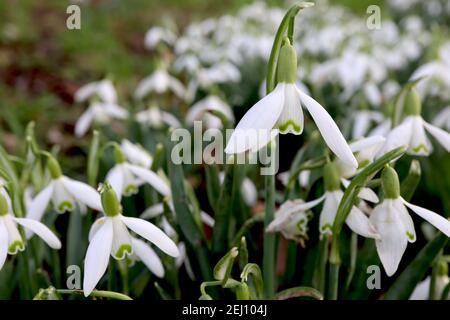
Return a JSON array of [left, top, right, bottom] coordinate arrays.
[[236, 283, 250, 300], [101, 184, 121, 217], [114, 144, 126, 164], [403, 87, 422, 116], [323, 162, 341, 191], [213, 247, 239, 282], [276, 37, 297, 84], [47, 156, 62, 179], [381, 166, 400, 199], [0, 194, 9, 216]]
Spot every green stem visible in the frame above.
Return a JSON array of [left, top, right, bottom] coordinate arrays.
[[344, 233, 358, 291], [57, 289, 132, 300], [429, 250, 442, 300], [328, 263, 339, 300], [314, 237, 329, 295]]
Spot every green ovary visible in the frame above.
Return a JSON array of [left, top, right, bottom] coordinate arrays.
[[115, 244, 133, 260], [278, 120, 302, 134], [57, 201, 74, 213], [8, 240, 25, 254]]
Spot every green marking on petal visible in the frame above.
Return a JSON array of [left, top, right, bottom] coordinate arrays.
[[358, 159, 370, 169], [114, 244, 133, 260], [412, 144, 429, 153], [57, 201, 74, 213], [321, 223, 333, 233], [406, 231, 415, 241], [124, 184, 138, 196], [278, 120, 302, 134], [8, 240, 25, 254]]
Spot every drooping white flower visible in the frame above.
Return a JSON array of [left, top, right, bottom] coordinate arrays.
[[173, 54, 200, 74], [75, 79, 117, 104], [144, 26, 177, 49], [134, 69, 186, 100], [409, 274, 450, 300], [27, 156, 102, 225], [433, 106, 450, 131], [75, 102, 129, 137], [135, 106, 181, 129], [372, 166, 450, 276], [225, 39, 357, 168], [352, 110, 385, 139], [106, 145, 171, 200], [84, 185, 179, 296], [186, 95, 234, 129], [378, 88, 450, 156], [121, 139, 153, 169], [0, 193, 61, 271], [196, 62, 241, 87]]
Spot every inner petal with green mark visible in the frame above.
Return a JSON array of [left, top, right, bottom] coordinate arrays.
[[411, 143, 429, 154], [114, 244, 133, 260], [277, 84, 304, 135], [8, 240, 25, 254], [58, 201, 74, 213], [124, 184, 138, 196]]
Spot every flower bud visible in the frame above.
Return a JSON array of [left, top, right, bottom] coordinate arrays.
[[101, 184, 121, 217], [0, 194, 9, 216], [323, 162, 341, 191], [213, 247, 238, 282], [381, 166, 400, 199], [236, 282, 250, 300], [403, 87, 422, 116], [276, 37, 297, 84], [47, 156, 62, 179]]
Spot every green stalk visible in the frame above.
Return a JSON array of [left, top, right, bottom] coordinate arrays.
[[429, 250, 443, 300], [263, 157, 276, 298], [57, 289, 132, 300], [327, 263, 339, 300]]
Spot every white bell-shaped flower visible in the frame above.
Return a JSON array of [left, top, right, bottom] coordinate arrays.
[[121, 139, 153, 169], [134, 69, 186, 100], [135, 106, 181, 129], [186, 95, 234, 129], [225, 39, 357, 168], [75, 79, 117, 104], [144, 26, 177, 50]]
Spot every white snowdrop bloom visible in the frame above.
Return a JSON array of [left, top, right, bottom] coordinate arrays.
[[135, 106, 181, 129], [127, 237, 165, 278], [106, 145, 171, 200], [144, 26, 177, 49], [173, 54, 200, 74], [352, 110, 385, 139], [75, 102, 129, 137], [225, 39, 357, 169], [266, 198, 316, 244], [0, 193, 61, 271], [372, 166, 450, 276], [433, 106, 450, 131], [336, 135, 386, 179], [186, 95, 234, 129], [84, 185, 179, 296], [411, 43, 450, 95], [26, 156, 102, 225], [134, 69, 186, 100], [121, 139, 153, 168], [363, 82, 383, 107], [409, 274, 450, 300], [75, 79, 117, 104], [378, 88, 450, 157], [277, 170, 310, 189], [218, 172, 257, 206], [196, 62, 241, 87]]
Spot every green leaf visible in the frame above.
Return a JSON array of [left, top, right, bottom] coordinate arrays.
[[205, 164, 221, 212], [384, 233, 448, 300], [240, 263, 264, 299], [400, 159, 421, 201], [87, 130, 101, 186], [274, 286, 323, 300]]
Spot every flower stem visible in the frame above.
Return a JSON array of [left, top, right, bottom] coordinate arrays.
[[429, 250, 443, 300], [327, 263, 340, 300], [263, 156, 276, 298], [57, 289, 132, 300]]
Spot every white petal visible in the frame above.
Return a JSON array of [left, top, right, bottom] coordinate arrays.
[[0, 218, 8, 270], [352, 112, 371, 139], [319, 191, 342, 235], [3, 215, 24, 254], [110, 216, 132, 260], [161, 111, 182, 128], [341, 178, 379, 203], [51, 179, 75, 213], [393, 199, 416, 242], [106, 165, 124, 201], [102, 103, 129, 119], [345, 206, 380, 239], [298, 90, 357, 168], [126, 164, 171, 196], [409, 277, 430, 300], [62, 177, 102, 211], [75, 108, 94, 137], [139, 203, 164, 220], [401, 198, 450, 237], [225, 83, 285, 154], [14, 218, 61, 249], [277, 83, 304, 134], [370, 201, 408, 276], [432, 107, 450, 128], [75, 82, 98, 102], [83, 219, 113, 297], [97, 80, 117, 104], [377, 117, 413, 157], [134, 75, 154, 100], [424, 121, 450, 152], [241, 178, 257, 206], [88, 217, 106, 241], [121, 216, 179, 257], [26, 182, 54, 222], [409, 117, 432, 155], [131, 238, 164, 278], [169, 78, 186, 98], [200, 211, 215, 227]]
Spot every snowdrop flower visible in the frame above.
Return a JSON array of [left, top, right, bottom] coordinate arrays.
[[173, 54, 200, 74], [277, 170, 310, 188], [196, 62, 241, 87], [75, 79, 117, 104], [378, 88, 450, 156], [136, 106, 181, 129], [84, 185, 179, 296], [27, 155, 102, 225], [409, 262, 450, 300], [266, 199, 314, 245], [433, 106, 450, 131], [144, 26, 177, 49], [372, 166, 450, 276], [121, 139, 153, 168], [352, 110, 385, 139], [225, 38, 357, 169], [186, 95, 234, 129], [106, 144, 171, 200], [0, 193, 61, 270], [126, 237, 165, 278], [75, 102, 129, 137], [134, 69, 186, 100]]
